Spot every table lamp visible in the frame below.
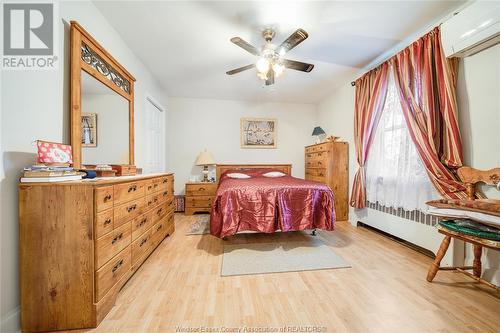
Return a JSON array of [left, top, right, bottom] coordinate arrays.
[[312, 126, 326, 144], [195, 149, 215, 182]]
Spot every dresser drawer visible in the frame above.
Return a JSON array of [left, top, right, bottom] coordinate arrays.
[[186, 183, 217, 196], [95, 186, 114, 212], [306, 159, 327, 168], [95, 245, 131, 302], [145, 177, 161, 194], [95, 222, 131, 269], [305, 142, 331, 154], [131, 229, 152, 264], [185, 195, 213, 208], [114, 197, 145, 228], [305, 174, 327, 184], [151, 216, 167, 247], [167, 197, 175, 213], [145, 192, 161, 211], [305, 168, 327, 178], [152, 203, 168, 223], [158, 176, 173, 193], [95, 208, 113, 239], [131, 210, 154, 240], [114, 181, 145, 205], [305, 151, 328, 161]]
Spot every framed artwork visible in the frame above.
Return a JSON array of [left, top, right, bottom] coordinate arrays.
[[241, 118, 277, 149], [81, 113, 97, 147]]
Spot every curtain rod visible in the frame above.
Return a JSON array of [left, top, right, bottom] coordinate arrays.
[[348, 2, 467, 88]]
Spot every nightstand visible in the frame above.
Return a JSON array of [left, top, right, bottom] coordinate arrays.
[[185, 182, 217, 215]]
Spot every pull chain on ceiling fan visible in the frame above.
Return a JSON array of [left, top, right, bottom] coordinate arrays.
[[226, 28, 314, 86]]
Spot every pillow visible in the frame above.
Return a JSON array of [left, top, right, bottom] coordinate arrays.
[[263, 171, 286, 178], [226, 172, 251, 179]]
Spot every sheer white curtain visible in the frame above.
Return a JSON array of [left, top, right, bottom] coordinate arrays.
[[365, 68, 439, 212]]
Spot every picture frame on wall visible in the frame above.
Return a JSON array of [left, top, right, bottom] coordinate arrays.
[[81, 112, 97, 147], [241, 117, 277, 149]]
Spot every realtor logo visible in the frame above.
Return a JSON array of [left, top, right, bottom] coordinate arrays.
[[2, 2, 58, 70]]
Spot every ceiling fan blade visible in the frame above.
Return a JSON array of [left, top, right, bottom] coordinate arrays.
[[278, 29, 308, 54], [283, 59, 314, 72], [226, 64, 255, 75], [265, 69, 275, 86], [230, 37, 260, 56]]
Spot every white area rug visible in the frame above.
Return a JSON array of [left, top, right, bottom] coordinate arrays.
[[221, 238, 350, 276]]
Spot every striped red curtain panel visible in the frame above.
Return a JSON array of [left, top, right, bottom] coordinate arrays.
[[350, 63, 390, 208], [391, 26, 468, 200], [351, 26, 468, 209]]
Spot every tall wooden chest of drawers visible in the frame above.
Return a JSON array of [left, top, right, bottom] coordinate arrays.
[[305, 142, 349, 220], [18, 173, 175, 332]]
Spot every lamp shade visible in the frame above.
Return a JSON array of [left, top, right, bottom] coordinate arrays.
[[195, 149, 215, 166], [311, 126, 326, 136]]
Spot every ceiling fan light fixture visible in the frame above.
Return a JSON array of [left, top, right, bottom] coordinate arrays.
[[256, 57, 270, 73], [272, 63, 284, 77]]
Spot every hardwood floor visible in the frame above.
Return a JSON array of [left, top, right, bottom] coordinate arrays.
[[79, 214, 499, 333]]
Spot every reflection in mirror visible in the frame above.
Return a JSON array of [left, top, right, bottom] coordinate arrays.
[[81, 70, 129, 165]]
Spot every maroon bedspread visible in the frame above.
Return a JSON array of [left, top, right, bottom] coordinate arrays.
[[210, 169, 335, 238]]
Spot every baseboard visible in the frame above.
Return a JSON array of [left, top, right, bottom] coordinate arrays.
[[1, 307, 21, 333], [349, 207, 461, 267]]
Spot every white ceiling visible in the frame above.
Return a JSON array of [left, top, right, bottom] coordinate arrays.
[[94, 1, 464, 103]]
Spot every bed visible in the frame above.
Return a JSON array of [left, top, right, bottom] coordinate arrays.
[[210, 164, 335, 238]]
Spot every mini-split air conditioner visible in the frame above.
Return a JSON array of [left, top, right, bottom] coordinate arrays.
[[441, 1, 500, 57]]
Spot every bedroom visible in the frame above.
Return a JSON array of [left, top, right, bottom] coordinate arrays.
[[1, 0, 499, 332]]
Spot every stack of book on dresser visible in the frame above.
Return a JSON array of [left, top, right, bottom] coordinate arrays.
[[20, 164, 83, 183]]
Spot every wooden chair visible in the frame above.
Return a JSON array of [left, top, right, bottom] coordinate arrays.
[[426, 167, 500, 291]]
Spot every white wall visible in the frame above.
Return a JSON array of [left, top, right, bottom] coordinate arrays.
[[167, 97, 317, 194], [457, 43, 500, 285], [0, 1, 168, 332]]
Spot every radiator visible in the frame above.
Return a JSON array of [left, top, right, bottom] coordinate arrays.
[[366, 201, 439, 226]]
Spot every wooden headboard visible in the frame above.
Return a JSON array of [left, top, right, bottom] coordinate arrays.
[[457, 167, 500, 199], [216, 164, 292, 182]]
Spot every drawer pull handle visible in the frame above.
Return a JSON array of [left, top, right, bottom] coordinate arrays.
[[154, 198, 158, 203], [104, 194, 112, 201], [154, 184, 158, 188], [112, 259, 124, 273], [163, 179, 168, 183], [198, 188, 205, 191], [140, 238, 148, 247], [112, 233, 123, 244], [157, 208, 163, 215], [157, 224, 163, 231], [128, 185, 137, 193], [127, 204, 137, 212], [148, 200, 153, 206], [138, 218, 147, 227], [148, 185, 153, 190], [163, 191, 168, 196], [104, 218, 112, 225]]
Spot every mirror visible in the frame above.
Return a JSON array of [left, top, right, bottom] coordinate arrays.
[[81, 71, 129, 165], [70, 21, 136, 170]]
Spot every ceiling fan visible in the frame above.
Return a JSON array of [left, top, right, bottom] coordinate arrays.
[[226, 28, 314, 86]]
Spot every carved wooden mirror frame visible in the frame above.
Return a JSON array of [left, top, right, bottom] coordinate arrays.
[[70, 21, 136, 169]]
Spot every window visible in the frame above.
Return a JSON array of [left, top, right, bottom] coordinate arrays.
[[365, 68, 439, 211]]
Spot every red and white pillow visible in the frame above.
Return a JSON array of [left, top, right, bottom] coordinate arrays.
[[37, 141, 73, 164]]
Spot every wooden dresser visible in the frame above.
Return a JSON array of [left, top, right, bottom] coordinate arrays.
[[184, 182, 217, 215], [305, 142, 349, 220], [19, 173, 175, 332]]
